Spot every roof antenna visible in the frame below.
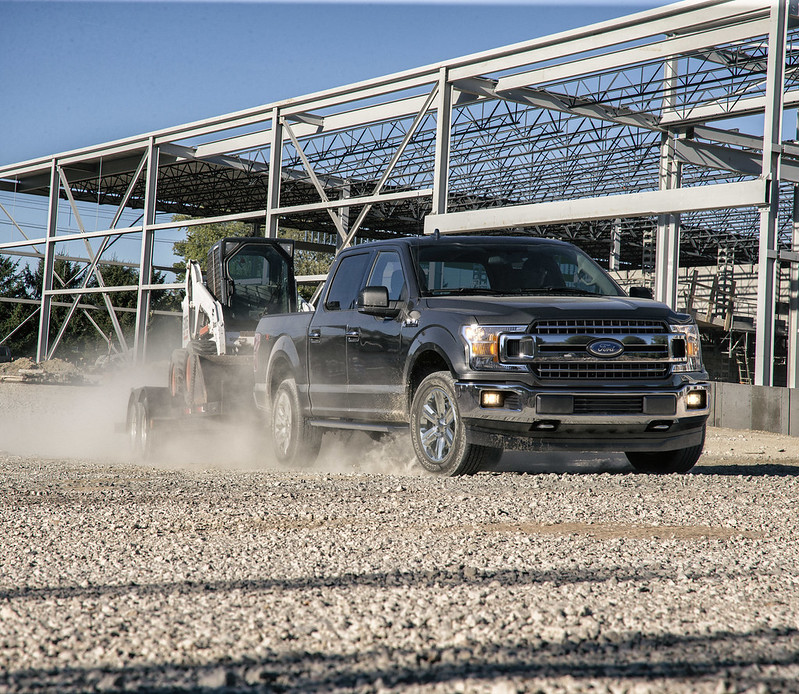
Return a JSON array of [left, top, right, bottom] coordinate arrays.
[[433, 228, 440, 241]]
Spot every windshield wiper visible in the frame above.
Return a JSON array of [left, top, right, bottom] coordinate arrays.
[[521, 286, 599, 296], [428, 287, 499, 296]]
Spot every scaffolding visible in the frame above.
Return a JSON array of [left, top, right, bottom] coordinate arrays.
[[2, 0, 799, 386]]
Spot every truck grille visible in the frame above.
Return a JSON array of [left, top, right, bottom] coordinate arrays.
[[529, 319, 672, 382], [533, 362, 670, 380], [533, 319, 668, 335]]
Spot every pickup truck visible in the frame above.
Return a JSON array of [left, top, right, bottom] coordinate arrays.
[[253, 235, 710, 476]]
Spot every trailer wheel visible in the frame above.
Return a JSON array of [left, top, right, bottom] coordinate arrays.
[[410, 371, 498, 476], [625, 426, 705, 474], [169, 349, 188, 399], [271, 378, 321, 467], [127, 393, 155, 460]]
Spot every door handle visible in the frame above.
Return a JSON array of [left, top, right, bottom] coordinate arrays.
[[346, 328, 360, 342], [309, 329, 321, 343]]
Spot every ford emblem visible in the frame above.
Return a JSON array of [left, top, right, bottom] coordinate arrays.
[[586, 338, 624, 358]]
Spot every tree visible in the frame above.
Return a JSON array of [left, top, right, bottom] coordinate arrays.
[[16, 256, 178, 361], [0, 255, 35, 357], [171, 216, 253, 279]]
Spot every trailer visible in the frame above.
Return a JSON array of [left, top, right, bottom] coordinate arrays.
[[126, 237, 297, 457]]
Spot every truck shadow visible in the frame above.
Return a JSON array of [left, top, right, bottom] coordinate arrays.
[[489, 451, 632, 474], [490, 453, 799, 477]]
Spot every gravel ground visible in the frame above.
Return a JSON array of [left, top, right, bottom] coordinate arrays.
[[1, 382, 799, 693]]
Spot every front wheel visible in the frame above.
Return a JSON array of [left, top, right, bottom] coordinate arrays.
[[271, 378, 322, 467], [625, 426, 705, 474], [410, 371, 499, 476]]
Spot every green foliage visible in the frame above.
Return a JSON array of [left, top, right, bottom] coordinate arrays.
[[0, 256, 177, 362], [171, 215, 252, 279], [0, 255, 36, 357]]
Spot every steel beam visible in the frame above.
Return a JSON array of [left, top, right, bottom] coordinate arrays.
[[432, 68, 453, 216], [790, 178, 799, 388], [424, 179, 767, 234], [133, 139, 159, 362], [266, 108, 283, 238], [655, 58, 681, 309], [35, 160, 59, 363], [754, 0, 788, 387]]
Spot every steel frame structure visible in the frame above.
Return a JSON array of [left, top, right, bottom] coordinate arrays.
[[2, 0, 799, 385]]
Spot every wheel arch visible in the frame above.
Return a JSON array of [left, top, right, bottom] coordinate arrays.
[[266, 334, 302, 405], [405, 341, 456, 413]]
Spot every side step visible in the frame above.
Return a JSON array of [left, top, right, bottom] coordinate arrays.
[[308, 420, 408, 434]]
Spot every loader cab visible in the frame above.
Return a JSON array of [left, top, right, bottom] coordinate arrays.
[[206, 237, 297, 330]]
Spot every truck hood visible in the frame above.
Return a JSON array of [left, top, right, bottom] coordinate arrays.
[[422, 295, 680, 325]]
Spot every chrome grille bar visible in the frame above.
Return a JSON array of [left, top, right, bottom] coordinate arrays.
[[532, 319, 668, 335]]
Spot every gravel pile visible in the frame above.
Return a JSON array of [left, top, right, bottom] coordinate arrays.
[[1, 383, 798, 693]]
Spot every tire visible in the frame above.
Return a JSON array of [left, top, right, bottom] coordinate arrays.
[[409, 371, 499, 476], [169, 349, 188, 399], [625, 425, 706, 474], [127, 393, 155, 460], [271, 378, 322, 467]]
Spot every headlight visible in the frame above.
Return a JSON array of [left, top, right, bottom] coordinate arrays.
[[461, 324, 527, 372], [671, 322, 703, 373]]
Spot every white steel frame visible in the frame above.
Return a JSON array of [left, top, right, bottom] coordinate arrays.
[[1, 0, 798, 386]]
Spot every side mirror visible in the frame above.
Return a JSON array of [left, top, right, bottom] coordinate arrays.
[[629, 286, 653, 300], [358, 286, 400, 317]]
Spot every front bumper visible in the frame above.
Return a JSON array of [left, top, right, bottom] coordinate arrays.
[[455, 380, 710, 453]]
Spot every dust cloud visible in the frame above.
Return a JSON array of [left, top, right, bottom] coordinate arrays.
[[0, 365, 425, 476], [0, 362, 630, 475]]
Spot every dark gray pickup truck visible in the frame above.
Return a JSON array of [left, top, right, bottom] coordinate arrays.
[[254, 235, 710, 475]]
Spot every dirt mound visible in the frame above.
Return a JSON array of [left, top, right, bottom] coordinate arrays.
[[0, 357, 91, 385]]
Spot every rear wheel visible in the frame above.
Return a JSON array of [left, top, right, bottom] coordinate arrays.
[[625, 426, 705, 474], [271, 378, 322, 467], [127, 394, 155, 460], [410, 371, 499, 476]]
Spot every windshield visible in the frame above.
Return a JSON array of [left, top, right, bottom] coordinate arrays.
[[413, 241, 624, 297]]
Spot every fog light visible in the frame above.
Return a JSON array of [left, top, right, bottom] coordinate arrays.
[[685, 390, 706, 409], [481, 391, 505, 408]]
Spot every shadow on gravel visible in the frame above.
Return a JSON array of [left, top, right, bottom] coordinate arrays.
[[692, 463, 799, 477], [3, 627, 798, 693], [0, 565, 748, 603], [490, 451, 632, 474]]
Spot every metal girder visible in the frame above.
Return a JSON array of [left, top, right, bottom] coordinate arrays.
[[339, 83, 439, 250], [133, 139, 159, 361], [424, 179, 768, 234], [35, 162, 59, 363], [282, 117, 348, 242], [754, 0, 788, 387], [3, 0, 799, 376], [495, 16, 770, 94]]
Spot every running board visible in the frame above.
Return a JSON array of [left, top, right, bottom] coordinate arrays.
[[308, 420, 408, 433]]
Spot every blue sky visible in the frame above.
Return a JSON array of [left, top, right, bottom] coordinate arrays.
[[0, 0, 660, 167]]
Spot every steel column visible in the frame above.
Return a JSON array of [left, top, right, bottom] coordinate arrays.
[[432, 67, 453, 218], [133, 139, 159, 362], [754, 0, 788, 387], [609, 219, 621, 271], [789, 119, 799, 388], [266, 109, 283, 238], [655, 57, 681, 309], [35, 160, 59, 363]]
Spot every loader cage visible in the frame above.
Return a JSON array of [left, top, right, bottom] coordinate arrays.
[[206, 238, 296, 329]]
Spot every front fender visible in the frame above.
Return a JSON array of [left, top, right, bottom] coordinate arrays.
[[404, 325, 467, 410]]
